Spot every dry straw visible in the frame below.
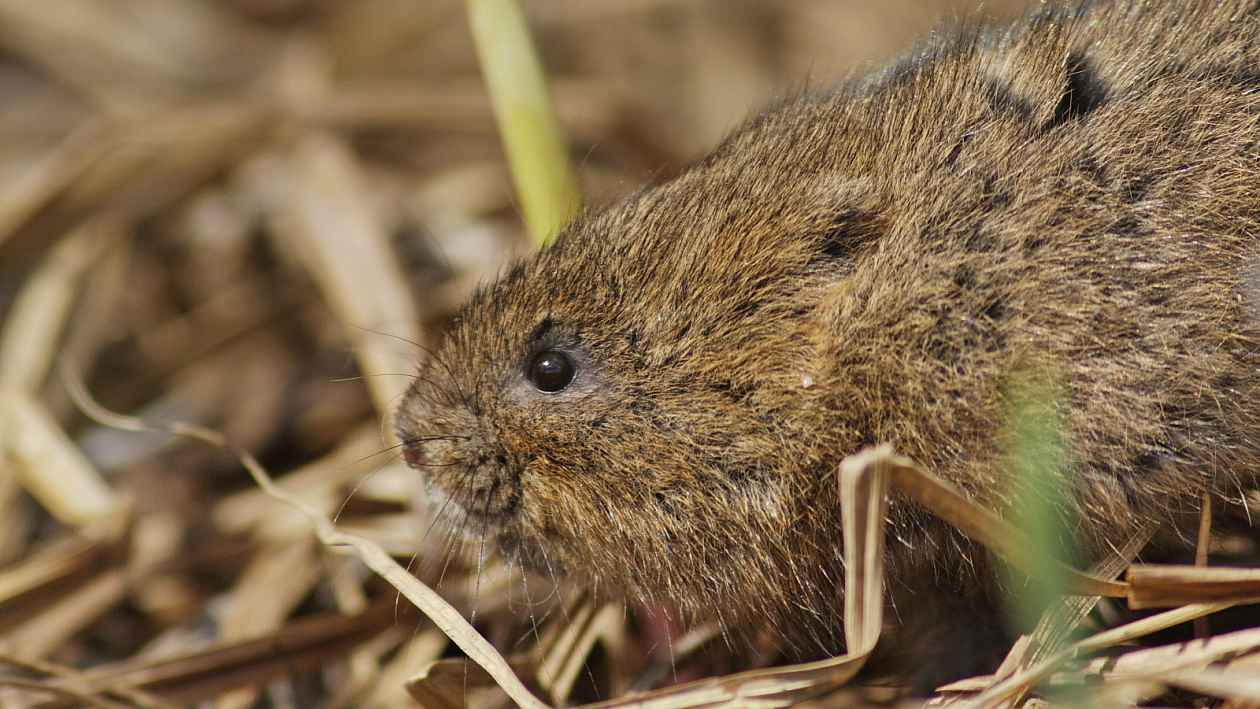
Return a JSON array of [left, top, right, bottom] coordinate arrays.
[[2, 1, 1260, 707]]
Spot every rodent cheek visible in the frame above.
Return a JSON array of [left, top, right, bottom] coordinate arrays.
[[496, 427, 531, 457]]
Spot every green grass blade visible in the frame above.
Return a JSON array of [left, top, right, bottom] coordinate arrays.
[[1003, 371, 1091, 706], [1003, 371, 1075, 630], [467, 0, 582, 246]]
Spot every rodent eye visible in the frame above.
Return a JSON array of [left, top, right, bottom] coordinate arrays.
[[527, 349, 576, 393]]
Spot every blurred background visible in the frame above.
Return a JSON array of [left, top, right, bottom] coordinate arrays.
[[0, 1, 1032, 707]]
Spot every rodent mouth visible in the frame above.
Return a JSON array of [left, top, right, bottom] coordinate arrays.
[[420, 475, 559, 574], [422, 460, 522, 534], [461, 475, 521, 521]]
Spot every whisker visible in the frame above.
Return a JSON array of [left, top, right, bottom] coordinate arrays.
[[415, 465, 478, 553], [666, 607, 678, 685], [351, 324, 430, 353], [398, 371, 464, 396], [535, 542, 571, 623], [504, 549, 520, 615], [435, 507, 470, 590], [343, 440, 412, 469], [468, 478, 497, 626], [353, 325, 475, 412], [332, 452, 402, 524], [434, 471, 480, 591], [407, 459, 465, 469], [511, 555, 546, 651], [327, 372, 419, 383], [401, 434, 472, 444]]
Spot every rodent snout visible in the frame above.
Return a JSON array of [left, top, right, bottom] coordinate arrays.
[[401, 424, 521, 523], [400, 439, 426, 468]]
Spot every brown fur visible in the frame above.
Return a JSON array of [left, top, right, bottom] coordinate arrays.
[[396, 0, 1260, 687]]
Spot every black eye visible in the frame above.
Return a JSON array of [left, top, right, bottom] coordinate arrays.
[[527, 349, 576, 393]]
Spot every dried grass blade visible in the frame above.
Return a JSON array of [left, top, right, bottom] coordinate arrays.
[[0, 219, 119, 393], [0, 653, 174, 709], [62, 363, 552, 709], [535, 600, 622, 705], [943, 523, 1158, 701], [0, 678, 130, 709], [963, 601, 1237, 708], [882, 455, 1126, 598], [355, 629, 448, 709], [1126, 563, 1260, 609], [2, 391, 118, 525], [0, 512, 124, 608], [264, 134, 422, 423], [1162, 667, 1260, 704], [1025, 523, 1155, 665], [211, 425, 384, 538], [0, 120, 107, 247], [1074, 625, 1260, 678], [6, 568, 129, 659], [406, 655, 539, 709], [219, 539, 323, 644], [37, 602, 399, 707]]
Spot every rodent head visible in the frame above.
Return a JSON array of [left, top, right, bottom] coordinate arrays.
[[395, 108, 879, 638]]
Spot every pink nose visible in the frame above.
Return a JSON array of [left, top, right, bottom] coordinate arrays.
[[402, 442, 426, 468]]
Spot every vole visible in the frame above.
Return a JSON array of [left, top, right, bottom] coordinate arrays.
[[395, 0, 1260, 689]]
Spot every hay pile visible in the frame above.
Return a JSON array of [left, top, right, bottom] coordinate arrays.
[[4, 1, 1260, 707]]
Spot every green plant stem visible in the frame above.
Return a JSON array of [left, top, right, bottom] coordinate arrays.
[[467, 0, 581, 246]]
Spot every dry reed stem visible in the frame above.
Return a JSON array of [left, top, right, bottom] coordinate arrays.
[[266, 134, 423, 423], [2, 392, 118, 525], [1127, 564, 1260, 609], [0, 220, 118, 393]]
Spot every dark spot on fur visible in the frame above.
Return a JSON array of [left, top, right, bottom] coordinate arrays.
[[943, 136, 967, 167], [711, 379, 754, 403], [1023, 236, 1048, 254], [732, 298, 763, 319], [1111, 216, 1141, 235], [1047, 54, 1107, 128], [953, 264, 977, 289], [721, 460, 756, 484], [979, 177, 1014, 214], [819, 230, 849, 260], [1077, 156, 1109, 187], [982, 299, 1006, 322], [1123, 173, 1157, 201], [653, 490, 679, 517], [812, 209, 883, 268], [983, 79, 1040, 122], [1132, 448, 1170, 474], [963, 224, 996, 252]]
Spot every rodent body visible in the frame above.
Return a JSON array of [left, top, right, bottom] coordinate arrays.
[[396, 0, 1260, 687]]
